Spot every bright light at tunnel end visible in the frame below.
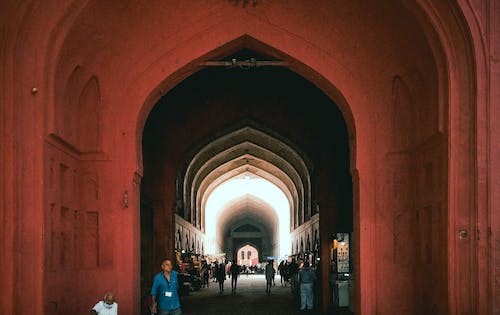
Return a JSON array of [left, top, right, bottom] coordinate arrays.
[[205, 173, 291, 259]]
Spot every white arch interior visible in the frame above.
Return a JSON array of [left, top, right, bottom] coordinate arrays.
[[205, 172, 291, 259], [180, 125, 312, 230], [198, 157, 297, 232]]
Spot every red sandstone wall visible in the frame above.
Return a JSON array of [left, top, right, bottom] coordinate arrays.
[[488, 1, 500, 313], [0, 1, 497, 315]]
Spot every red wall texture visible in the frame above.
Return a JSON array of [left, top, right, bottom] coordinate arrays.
[[0, 1, 498, 314]]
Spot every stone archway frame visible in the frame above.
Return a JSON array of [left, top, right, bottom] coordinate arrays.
[[133, 34, 358, 314], [129, 24, 475, 313], [24, 2, 482, 314]]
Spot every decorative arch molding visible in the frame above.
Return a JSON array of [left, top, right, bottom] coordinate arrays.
[[52, 64, 103, 154], [134, 34, 357, 173], [198, 156, 297, 231], [192, 142, 301, 226], [178, 122, 313, 230]]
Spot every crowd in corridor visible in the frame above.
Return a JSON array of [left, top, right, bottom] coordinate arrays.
[[198, 257, 316, 307], [91, 257, 319, 315]]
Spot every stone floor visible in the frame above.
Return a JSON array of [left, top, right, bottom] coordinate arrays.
[[180, 274, 322, 315]]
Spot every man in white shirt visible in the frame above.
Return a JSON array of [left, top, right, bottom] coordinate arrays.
[[91, 291, 118, 315]]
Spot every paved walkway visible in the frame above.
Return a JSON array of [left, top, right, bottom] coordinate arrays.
[[180, 274, 320, 315]]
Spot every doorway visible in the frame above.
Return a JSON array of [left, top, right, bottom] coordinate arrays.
[[236, 244, 259, 267], [140, 55, 352, 313]]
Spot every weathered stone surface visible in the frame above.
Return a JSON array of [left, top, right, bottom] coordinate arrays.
[[0, 1, 496, 314]]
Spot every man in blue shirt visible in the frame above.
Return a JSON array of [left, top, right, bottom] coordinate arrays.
[[150, 259, 182, 315]]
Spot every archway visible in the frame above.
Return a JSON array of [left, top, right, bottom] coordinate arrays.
[[204, 175, 289, 259], [2, 1, 482, 315], [236, 244, 260, 267], [141, 59, 352, 313]]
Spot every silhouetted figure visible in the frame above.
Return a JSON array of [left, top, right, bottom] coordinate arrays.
[[211, 263, 217, 282], [278, 261, 286, 287], [230, 261, 240, 292], [215, 263, 226, 293], [265, 261, 275, 294], [289, 259, 299, 292], [200, 261, 209, 288], [299, 261, 317, 311], [283, 261, 290, 287]]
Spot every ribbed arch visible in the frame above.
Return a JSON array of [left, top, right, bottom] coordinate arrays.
[[179, 124, 312, 230], [205, 183, 284, 257], [198, 155, 297, 232]]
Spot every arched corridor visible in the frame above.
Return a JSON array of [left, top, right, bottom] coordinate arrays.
[[1, 1, 497, 315], [141, 60, 353, 313], [204, 166, 291, 259]]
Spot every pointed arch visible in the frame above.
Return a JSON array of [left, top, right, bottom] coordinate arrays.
[[178, 122, 312, 231]]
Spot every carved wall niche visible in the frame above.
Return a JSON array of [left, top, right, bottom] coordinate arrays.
[[54, 66, 102, 154], [77, 77, 101, 152], [391, 76, 416, 151]]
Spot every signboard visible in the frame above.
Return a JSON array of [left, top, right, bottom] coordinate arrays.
[[336, 233, 350, 273]]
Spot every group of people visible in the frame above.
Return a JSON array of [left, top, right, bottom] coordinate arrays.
[[210, 258, 317, 310], [91, 257, 317, 315], [278, 258, 300, 289], [213, 261, 242, 293], [275, 259, 317, 310]]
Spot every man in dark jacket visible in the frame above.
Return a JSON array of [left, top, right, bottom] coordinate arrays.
[[215, 263, 226, 293], [289, 259, 299, 292], [298, 261, 317, 311], [229, 261, 240, 292], [265, 260, 275, 294]]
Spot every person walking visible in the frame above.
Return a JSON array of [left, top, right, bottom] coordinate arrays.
[[265, 261, 275, 294], [283, 261, 290, 287], [298, 261, 317, 311], [150, 259, 182, 315], [200, 261, 209, 288], [278, 261, 286, 287], [215, 263, 226, 293], [289, 259, 299, 292], [230, 261, 240, 292], [211, 263, 217, 282], [91, 291, 118, 315]]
